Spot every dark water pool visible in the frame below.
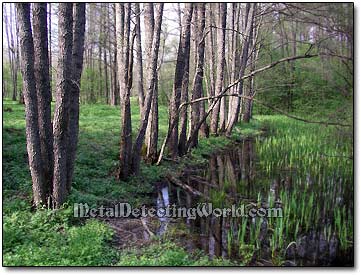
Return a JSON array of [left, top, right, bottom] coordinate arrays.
[[155, 138, 353, 266]]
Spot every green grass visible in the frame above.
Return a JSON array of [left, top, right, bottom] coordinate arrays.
[[222, 115, 353, 263]]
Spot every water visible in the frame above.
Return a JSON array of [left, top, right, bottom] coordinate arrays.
[[155, 138, 353, 266]]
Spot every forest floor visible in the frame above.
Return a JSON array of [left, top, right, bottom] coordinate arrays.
[[2, 98, 353, 266], [2, 98, 263, 266]]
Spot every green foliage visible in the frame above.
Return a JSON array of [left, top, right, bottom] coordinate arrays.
[[117, 240, 237, 266], [3, 206, 117, 266], [254, 41, 353, 124], [2, 63, 23, 99]]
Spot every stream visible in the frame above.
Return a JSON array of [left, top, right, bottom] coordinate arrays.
[[154, 138, 353, 266]]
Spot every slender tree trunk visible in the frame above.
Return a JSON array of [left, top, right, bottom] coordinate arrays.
[[4, 6, 17, 101], [111, 4, 119, 106], [240, 4, 256, 124], [117, 3, 133, 179], [32, 3, 53, 200], [168, 3, 193, 158], [52, 3, 73, 208], [134, 3, 145, 112], [16, 3, 46, 207], [210, 3, 227, 135], [147, 76, 159, 162], [131, 3, 164, 175], [226, 3, 255, 131], [66, 3, 86, 193], [144, 4, 155, 160], [188, 4, 207, 148], [48, 3, 52, 100], [206, 4, 216, 100], [10, 4, 18, 101], [103, 4, 109, 105], [227, 4, 241, 125], [178, 9, 193, 156]]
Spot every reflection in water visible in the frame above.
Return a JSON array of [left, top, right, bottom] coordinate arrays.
[[157, 138, 353, 266], [156, 184, 170, 236]]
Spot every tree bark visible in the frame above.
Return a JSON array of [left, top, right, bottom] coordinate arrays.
[[210, 3, 227, 135], [134, 3, 145, 112], [116, 3, 133, 179], [4, 5, 17, 101], [66, 3, 86, 193], [32, 3, 53, 199], [110, 4, 119, 106], [167, 3, 193, 158], [178, 7, 193, 157], [226, 3, 255, 131], [48, 3, 52, 100], [226, 3, 240, 125], [52, 3, 73, 208], [240, 4, 256, 124], [131, 3, 164, 174], [16, 3, 46, 207], [188, 3, 207, 148], [144, 4, 156, 161]]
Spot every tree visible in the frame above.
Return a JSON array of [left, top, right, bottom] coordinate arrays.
[[52, 3, 74, 208], [4, 4, 18, 101], [131, 3, 164, 174], [16, 3, 46, 206], [134, 3, 145, 112], [144, 3, 159, 162], [48, 3, 52, 98], [17, 3, 86, 208], [66, 3, 86, 193], [188, 3, 207, 148], [116, 3, 133, 179], [226, 3, 255, 131], [241, 4, 257, 123], [167, 3, 193, 158], [210, 3, 227, 135], [32, 3, 53, 199]]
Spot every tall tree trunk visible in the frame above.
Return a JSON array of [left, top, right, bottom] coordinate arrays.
[[145, 6, 161, 163], [168, 3, 193, 158], [111, 4, 119, 106], [227, 4, 240, 125], [178, 6, 193, 156], [10, 4, 18, 101], [188, 3, 207, 148], [52, 3, 73, 208], [66, 3, 86, 193], [103, 4, 109, 105], [134, 3, 145, 112], [131, 3, 164, 175], [16, 3, 46, 206], [210, 3, 227, 135], [15, 5, 24, 104], [225, 3, 255, 131], [205, 4, 216, 100], [116, 3, 133, 179], [144, 4, 155, 160], [240, 4, 256, 124], [4, 5, 17, 101], [48, 3, 52, 100], [198, 6, 209, 139], [32, 3, 53, 200]]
